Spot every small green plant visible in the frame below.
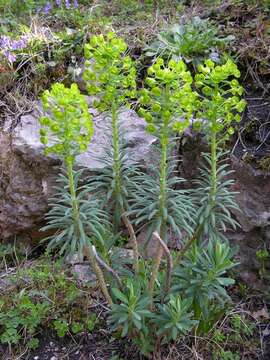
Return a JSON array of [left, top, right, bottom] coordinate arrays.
[[86, 313, 98, 332], [0, 295, 50, 348], [108, 278, 196, 357], [173, 240, 236, 334], [71, 321, 84, 334], [214, 350, 240, 360], [53, 319, 69, 338], [40, 83, 112, 304], [145, 16, 234, 64], [109, 280, 152, 337], [230, 314, 255, 340], [256, 248, 269, 278], [212, 328, 226, 343], [152, 295, 196, 341], [0, 257, 100, 351]]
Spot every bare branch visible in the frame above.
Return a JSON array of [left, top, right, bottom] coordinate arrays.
[[92, 245, 122, 289], [153, 231, 173, 299], [122, 213, 139, 274]]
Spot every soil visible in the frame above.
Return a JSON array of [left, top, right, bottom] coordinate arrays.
[[232, 85, 270, 169]]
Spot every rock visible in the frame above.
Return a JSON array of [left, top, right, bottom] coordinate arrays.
[[113, 247, 134, 259], [73, 264, 96, 283], [0, 105, 157, 241], [231, 154, 270, 232], [180, 132, 270, 286], [0, 131, 58, 241], [12, 105, 157, 171], [181, 132, 270, 235], [65, 253, 82, 265], [137, 225, 183, 258]]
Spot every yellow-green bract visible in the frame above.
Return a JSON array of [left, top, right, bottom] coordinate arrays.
[[138, 58, 199, 135], [83, 32, 137, 112], [40, 83, 93, 162], [195, 58, 246, 139]]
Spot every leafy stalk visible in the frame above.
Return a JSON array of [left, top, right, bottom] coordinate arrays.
[[132, 58, 197, 299], [83, 32, 139, 270], [177, 59, 246, 254], [111, 102, 123, 228], [39, 83, 112, 304], [67, 163, 112, 304], [148, 133, 169, 304], [210, 124, 217, 208], [66, 158, 80, 236]]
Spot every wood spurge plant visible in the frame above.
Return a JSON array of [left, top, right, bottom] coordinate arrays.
[[40, 83, 112, 304], [132, 58, 197, 302], [193, 59, 246, 242], [83, 32, 139, 272], [39, 33, 247, 359]]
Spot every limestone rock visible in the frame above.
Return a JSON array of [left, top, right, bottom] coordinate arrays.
[[231, 154, 270, 232], [73, 264, 96, 283], [0, 106, 157, 241]]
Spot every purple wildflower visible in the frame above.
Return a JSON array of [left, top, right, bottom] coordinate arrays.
[[0, 34, 28, 63], [0, 36, 12, 49], [3, 50, 16, 63], [55, 0, 62, 6], [73, 0, 78, 8], [0, 34, 28, 51], [12, 37, 28, 50], [65, 0, 70, 9], [43, 1, 52, 14]]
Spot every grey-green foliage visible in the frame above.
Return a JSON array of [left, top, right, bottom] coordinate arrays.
[[42, 169, 111, 257], [194, 152, 240, 242], [173, 239, 237, 333], [152, 295, 197, 341], [86, 115, 137, 228], [145, 16, 234, 64], [128, 150, 195, 245], [109, 280, 152, 336], [108, 278, 196, 356]]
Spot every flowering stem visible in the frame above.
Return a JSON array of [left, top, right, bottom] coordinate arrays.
[[210, 122, 217, 209], [148, 99, 170, 305], [66, 157, 80, 238], [122, 214, 139, 274], [111, 103, 122, 228], [65, 157, 112, 304]]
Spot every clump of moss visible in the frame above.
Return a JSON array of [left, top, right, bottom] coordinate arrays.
[[259, 156, 270, 171]]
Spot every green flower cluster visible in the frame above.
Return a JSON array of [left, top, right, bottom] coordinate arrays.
[[40, 83, 93, 163], [195, 59, 246, 138], [138, 58, 198, 135], [83, 32, 137, 111]]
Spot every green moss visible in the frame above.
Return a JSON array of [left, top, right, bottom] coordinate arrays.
[[0, 257, 99, 351], [259, 156, 270, 171]]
